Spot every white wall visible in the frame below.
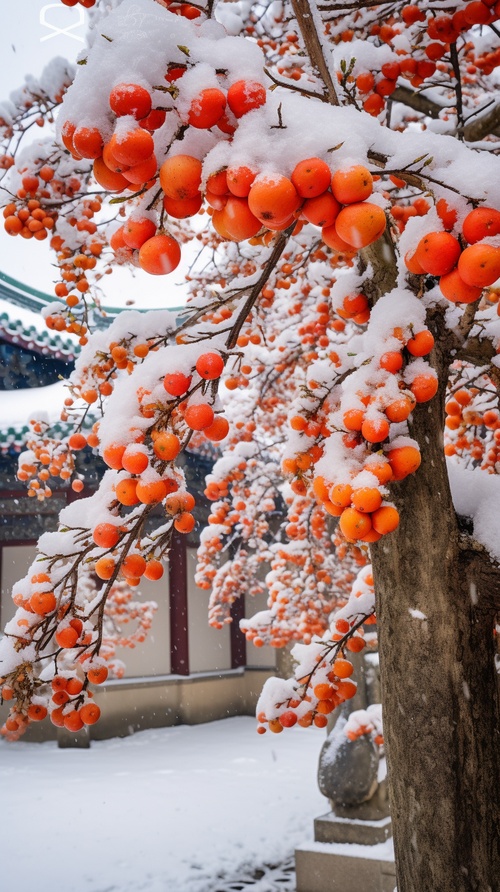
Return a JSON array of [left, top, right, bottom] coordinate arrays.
[[111, 571, 171, 677], [1, 544, 276, 679], [0, 544, 171, 677], [187, 547, 232, 673]]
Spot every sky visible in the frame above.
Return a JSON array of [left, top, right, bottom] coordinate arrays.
[[0, 1, 192, 311]]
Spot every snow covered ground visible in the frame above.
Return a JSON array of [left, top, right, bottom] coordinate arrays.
[[0, 716, 326, 892]]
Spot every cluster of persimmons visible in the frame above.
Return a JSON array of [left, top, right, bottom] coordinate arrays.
[[281, 322, 437, 544], [255, 565, 375, 733], [406, 207, 500, 304]]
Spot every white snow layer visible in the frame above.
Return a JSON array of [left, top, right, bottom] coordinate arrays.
[[0, 716, 326, 892], [448, 460, 500, 563]]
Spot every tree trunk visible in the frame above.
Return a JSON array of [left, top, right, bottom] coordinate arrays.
[[371, 329, 500, 892]]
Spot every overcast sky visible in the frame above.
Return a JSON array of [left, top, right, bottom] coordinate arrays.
[[0, 2, 190, 310]]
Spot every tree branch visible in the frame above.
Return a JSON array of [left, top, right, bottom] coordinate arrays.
[[290, 0, 339, 106], [392, 85, 500, 142]]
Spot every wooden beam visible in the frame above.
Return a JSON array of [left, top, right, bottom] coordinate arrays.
[[230, 595, 247, 669], [168, 530, 190, 675]]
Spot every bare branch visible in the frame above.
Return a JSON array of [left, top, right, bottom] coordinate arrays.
[[290, 0, 339, 106]]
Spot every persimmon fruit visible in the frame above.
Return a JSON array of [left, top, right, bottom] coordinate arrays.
[[188, 88, 226, 129], [414, 231, 461, 276], [335, 202, 386, 249], [331, 165, 373, 204], [291, 158, 331, 198], [139, 234, 181, 275], [248, 175, 300, 226], [227, 80, 266, 117], [109, 83, 151, 119]]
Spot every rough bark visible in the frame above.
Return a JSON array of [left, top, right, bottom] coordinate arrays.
[[371, 328, 500, 892]]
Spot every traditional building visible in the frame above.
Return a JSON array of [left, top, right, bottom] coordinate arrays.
[[0, 273, 275, 741]]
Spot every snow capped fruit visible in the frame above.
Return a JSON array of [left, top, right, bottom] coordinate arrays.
[[135, 480, 167, 504], [226, 166, 256, 197], [361, 416, 390, 443], [331, 165, 373, 204], [226, 80, 266, 118], [111, 128, 154, 167], [122, 446, 149, 475], [196, 352, 224, 379], [163, 372, 192, 396], [248, 175, 300, 227], [139, 234, 181, 275], [72, 126, 103, 160], [410, 373, 439, 403], [109, 83, 152, 120], [387, 445, 421, 480], [188, 88, 226, 129]]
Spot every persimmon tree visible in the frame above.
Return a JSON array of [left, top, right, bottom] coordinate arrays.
[[1, 0, 500, 889]]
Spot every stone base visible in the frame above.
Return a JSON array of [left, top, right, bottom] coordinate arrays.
[[295, 839, 396, 892], [315, 811, 392, 845]]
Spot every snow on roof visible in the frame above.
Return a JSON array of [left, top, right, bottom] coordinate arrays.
[[0, 297, 80, 360], [0, 380, 69, 452]]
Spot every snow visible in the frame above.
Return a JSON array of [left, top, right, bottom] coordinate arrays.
[[0, 380, 67, 429], [0, 716, 326, 892], [448, 460, 500, 563], [296, 837, 394, 861]]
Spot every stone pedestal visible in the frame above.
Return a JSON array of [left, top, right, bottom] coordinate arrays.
[[314, 810, 392, 846], [295, 839, 396, 892]]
